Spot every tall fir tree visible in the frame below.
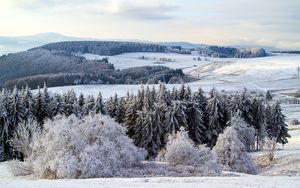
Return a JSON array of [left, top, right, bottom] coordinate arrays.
[[252, 97, 266, 150], [20, 85, 35, 123], [186, 102, 206, 144], [267, 102, 291, 145], [94, 92, 107, 115], [164, 101, 187, 134], [205, 89, 226, 147]]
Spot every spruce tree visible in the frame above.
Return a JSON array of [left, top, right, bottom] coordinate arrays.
[[164, 101, 187, 134], [20, 85, 35, 123], [205, 89, 226, 147], [33, 87, 47, 125], [124, 97, 139, 137], [94, 92, 107, 115], [252, 97, 266, 150], [9, 87, 24, 130], [267, 102, 291, 145], [115, 97, 126, 124], [49, 94, 66, 118], [186, 102, 206, 144]]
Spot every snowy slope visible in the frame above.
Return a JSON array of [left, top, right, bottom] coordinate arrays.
[[82, 52, 300, 92]]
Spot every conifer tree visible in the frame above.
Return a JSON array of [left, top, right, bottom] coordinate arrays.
[[186, 102, 206, 144], [267, 102, 291, 145], [9, 87, 24, 130], [94, 92, 107, 115], [115, 97, 126, 124], [49, 94, 66, 118], [165, 101, 187, 134], [205, 89, 226, 147], [82, 95, 95, 116], [20, 85, 35, 123], [124, 97, 139, 137], [33, 87, 47, 125], [252, 97, 266, 150]]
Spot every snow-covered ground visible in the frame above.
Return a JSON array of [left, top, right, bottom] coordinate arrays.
[[0, 162, 300, 188]]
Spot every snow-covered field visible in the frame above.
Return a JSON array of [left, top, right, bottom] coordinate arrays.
[[48, 53, 300, 100]]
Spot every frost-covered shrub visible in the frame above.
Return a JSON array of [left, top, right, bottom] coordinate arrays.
[[229, 114, 256, 151], [12, 122, 42, 158], [213, 126, 258, 174], [13, 114, 146, 179], [161, 128, 221, 174]]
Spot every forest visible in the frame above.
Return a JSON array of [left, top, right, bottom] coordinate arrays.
[[0, 84, 290, 161], [0, 49, 186, 89]]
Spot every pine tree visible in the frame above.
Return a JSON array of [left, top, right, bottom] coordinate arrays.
[[183, 86, 192, 101], [151, 103, 165, 147], [0, 89, 10, 158], [164, 101, 188, 134], [205, 89, 226, 147], [106, 94, 118, 117], [9, 87, 24, 129], [252, 97, 266, 150], [115, 97, 126, 124], [33, 87, 48, 125], [266, 90, 272, 101], [228, 88, 254, 127], [267, 102, 291, 145], [82, 95, 95, 116], [178, 84, 186, 100], [143, 86, 152, 110], [124, 97, 139, 137], [156, 83, 171, 106], [63, 90, 77, 116], [41, 83, 51, 119], [94, 92, 107, 115], [170, 87, 178, 100], [49, 94, 66, 118], [193, 87, 207, 112], [186, 102, 206, 144], [20, 85, 35, 123]]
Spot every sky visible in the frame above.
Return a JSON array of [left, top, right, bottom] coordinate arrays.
[[0, 0, 299, 49]]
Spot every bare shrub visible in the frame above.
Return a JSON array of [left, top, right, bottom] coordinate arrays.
[[263, 137, 277, 163]]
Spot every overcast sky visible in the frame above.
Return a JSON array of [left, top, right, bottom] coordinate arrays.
[[0, 0, 299, 49]]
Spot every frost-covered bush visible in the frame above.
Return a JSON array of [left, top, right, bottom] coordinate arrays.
[[12, 122, 42, 158], [213, 126, 257, 174], [229, 114, 256, 151], [12, 114, 146, 179], [160, 128, 221, 174]]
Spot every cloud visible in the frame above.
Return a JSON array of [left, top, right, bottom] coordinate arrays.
[[100, 3, 178, 20]]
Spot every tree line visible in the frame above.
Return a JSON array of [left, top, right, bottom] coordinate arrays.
[[0, 84, 290, 160]]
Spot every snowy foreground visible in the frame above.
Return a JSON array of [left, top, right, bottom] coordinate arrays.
[[1, 126, 300, 187]]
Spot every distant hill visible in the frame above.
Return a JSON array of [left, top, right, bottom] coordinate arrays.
[[197, 46, 266, 58], [0, 49, 186, 89], [0, 32, 86, 55], [271, 51, 300, 54]]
